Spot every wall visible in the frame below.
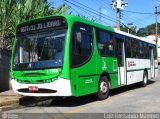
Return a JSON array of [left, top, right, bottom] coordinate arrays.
[[0, 49, 11, 92]]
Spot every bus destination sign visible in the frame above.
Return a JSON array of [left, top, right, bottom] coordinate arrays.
[[17, 18, 66, 33]]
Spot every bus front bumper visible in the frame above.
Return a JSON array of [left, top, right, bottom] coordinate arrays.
[[11, 78, 72, 97]]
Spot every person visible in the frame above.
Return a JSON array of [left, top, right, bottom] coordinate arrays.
[[108, 34, 113, 56]]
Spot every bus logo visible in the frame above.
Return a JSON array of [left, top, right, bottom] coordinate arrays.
[[102, 61, 107, 70], [128, 61, 136, 67]]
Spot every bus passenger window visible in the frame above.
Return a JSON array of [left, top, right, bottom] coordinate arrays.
[[71, 23, 93, 67], [96, 30, 114, 57], [125, 38, 131, 58], [108, 35, 114, 55]]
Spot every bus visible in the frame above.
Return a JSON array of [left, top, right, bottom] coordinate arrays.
[[11, 15, 158, 100]]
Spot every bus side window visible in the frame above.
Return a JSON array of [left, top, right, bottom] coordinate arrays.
[[139, 41, 144, 58], [154, 46, 157, 59], [125, 38, 131, 58], [143, 42, 148, 59], [96, 30, 114, 57], [146, 44, 150, 59], [131, 39, 135, 58], [71, 23, 93, 67], [109, 34, 114, 56]]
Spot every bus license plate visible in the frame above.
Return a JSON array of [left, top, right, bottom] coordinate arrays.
[[28, 86, 39, 91]]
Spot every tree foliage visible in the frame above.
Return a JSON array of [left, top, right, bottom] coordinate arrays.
[[77, 14, 97, 22], [120, 25, 137, 35], [137, 23, 160, 37], [0, 0, 70, 49], [119, 23, 160, 37]]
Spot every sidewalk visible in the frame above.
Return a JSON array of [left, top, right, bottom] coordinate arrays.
[[0, 90, 21, 111]]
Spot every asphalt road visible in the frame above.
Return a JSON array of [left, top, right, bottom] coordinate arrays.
[[1, 67, 160, 119]]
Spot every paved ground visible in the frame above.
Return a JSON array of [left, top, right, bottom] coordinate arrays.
[[0, 90, 21, 107], [1, 68, 160, 119]]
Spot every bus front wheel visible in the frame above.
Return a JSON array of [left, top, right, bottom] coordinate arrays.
[[95, 76, 109, 100]]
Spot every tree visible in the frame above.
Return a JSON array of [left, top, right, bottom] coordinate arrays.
[[137, 28, 148, 37], [0, 0, 16, 49], [77, 14, 97, 22], [137, 23, 160, 37], [0, 0, 70, 49], [120, 25, 137, 35]]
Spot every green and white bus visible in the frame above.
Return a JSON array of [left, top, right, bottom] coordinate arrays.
[[11, 15, 158, 100]]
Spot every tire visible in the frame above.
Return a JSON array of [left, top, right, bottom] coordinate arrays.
[[95, 75, 109, 100], [141, 71, 148, 87]]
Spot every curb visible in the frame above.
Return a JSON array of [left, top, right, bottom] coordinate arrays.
[[0, 104, 19, 112], [0, 99, 19, 107]]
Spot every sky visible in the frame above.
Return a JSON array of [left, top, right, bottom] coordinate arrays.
[[47, 0, 160, 30]]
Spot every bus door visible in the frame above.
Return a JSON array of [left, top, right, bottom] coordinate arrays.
[[150, 48, 155, 78], [70, 23, 96, 96], [116, 39, 126, 85]]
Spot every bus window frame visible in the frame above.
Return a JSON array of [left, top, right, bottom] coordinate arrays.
[[13, 17, 68, 70], [95, 28, 117, 58], [124, 36, 155, 60], [70, 22, 94, 68]]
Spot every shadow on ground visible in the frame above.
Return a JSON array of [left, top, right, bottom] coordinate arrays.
[[19, 80, 155, 107], [110, 80, 155, 96]]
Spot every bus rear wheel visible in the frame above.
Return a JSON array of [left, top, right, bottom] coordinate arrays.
[[141, 71, 148, 87], [95, 76, 109, 100]]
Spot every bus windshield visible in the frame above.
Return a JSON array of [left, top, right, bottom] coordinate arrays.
[[13, 29, 66, 69]]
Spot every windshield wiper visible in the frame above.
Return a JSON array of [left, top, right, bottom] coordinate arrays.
[[40, 33, 53, 59]]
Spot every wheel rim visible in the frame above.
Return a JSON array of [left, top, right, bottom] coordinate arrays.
[[100, 81, 108, 93], [144, 75, 147, 84]]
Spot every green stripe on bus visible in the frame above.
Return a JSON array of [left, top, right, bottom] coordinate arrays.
[[78, 71, 118, 78], [127, 68, 151, 72]]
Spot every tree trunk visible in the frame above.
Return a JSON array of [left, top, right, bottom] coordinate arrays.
[[0, 36, 3, 49]]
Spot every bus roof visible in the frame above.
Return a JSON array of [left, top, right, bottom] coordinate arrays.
[[115, 29, 156, 45]]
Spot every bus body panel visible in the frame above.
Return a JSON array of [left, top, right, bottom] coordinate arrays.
[[70, 57, 119, 97], [126, 58, 151, 85], [155, 60, 159, 77], [11, 77, 71, 96], [157, 40, 160, 64], [158, 46, 160, 64]]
